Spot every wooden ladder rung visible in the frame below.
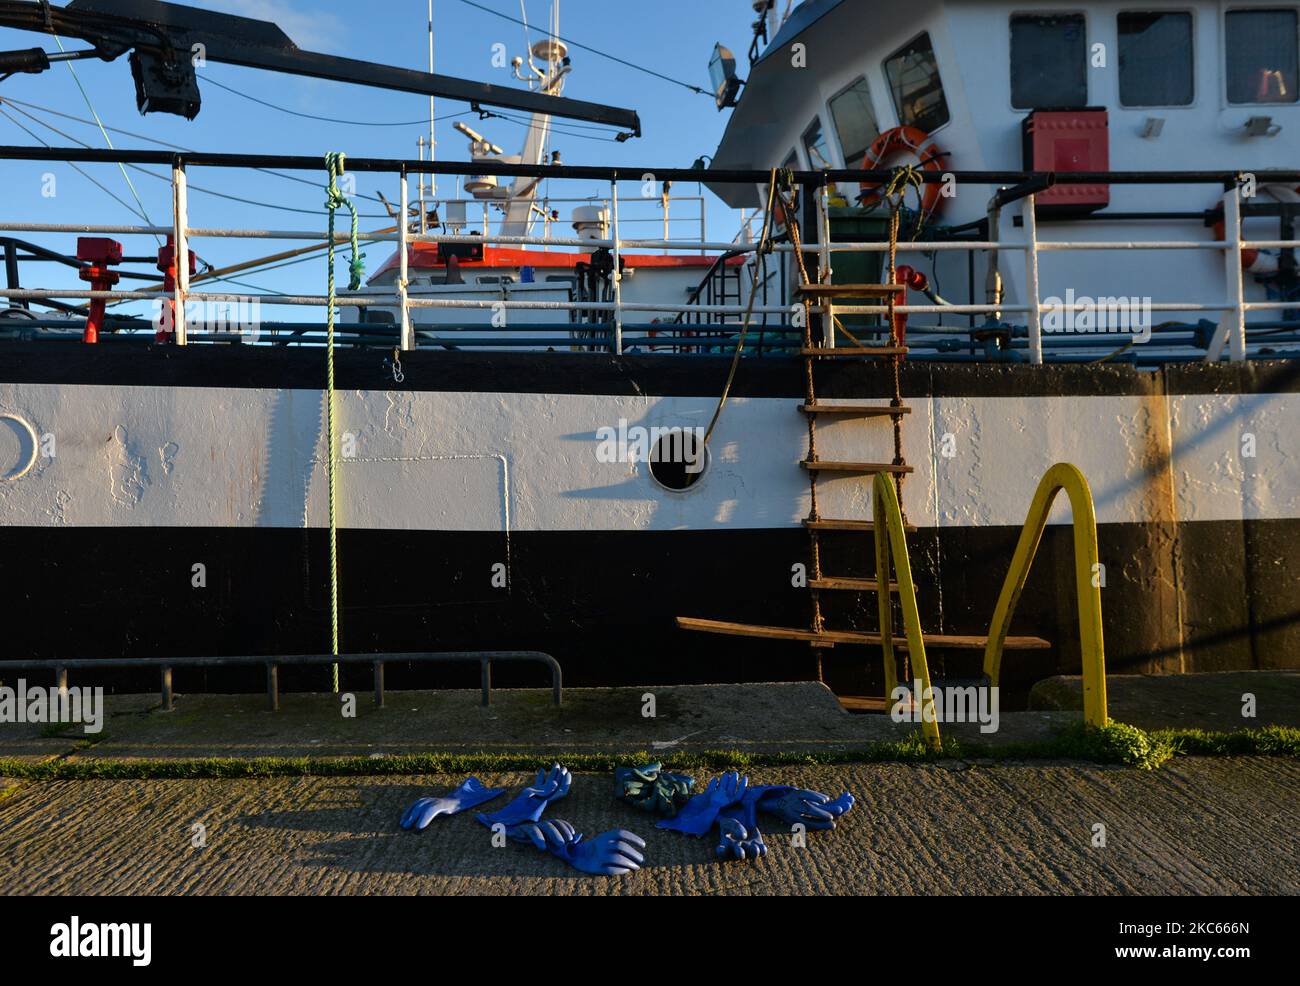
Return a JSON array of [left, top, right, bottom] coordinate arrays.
[[796, 283, 905, 298], [804, 518, 919, 533], [675, 617, 1050, 651], [801, 347, 908, 358], [801, 460, 914, 475], [809, 576, 898, 592], [800, 402, 911, 416]]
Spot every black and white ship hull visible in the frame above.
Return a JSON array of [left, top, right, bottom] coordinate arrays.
[[2, 342, 1296, 697]]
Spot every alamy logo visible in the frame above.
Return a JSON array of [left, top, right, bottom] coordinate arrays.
[[0, 678, 103, 734], [890, 680, 1000, 734], [49, 916, 151, 966], [1041, 289, 1152, 344], [595, 420, 706, 473]]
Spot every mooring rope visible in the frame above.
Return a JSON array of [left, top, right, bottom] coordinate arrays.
[[701, 169, 780, 448], [323, 151, 365, 692]]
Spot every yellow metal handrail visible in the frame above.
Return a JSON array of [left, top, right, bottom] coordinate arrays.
[[872, 472, 940, 749], [872, 463, 1107, 750], [982, 462, 1108, 728]]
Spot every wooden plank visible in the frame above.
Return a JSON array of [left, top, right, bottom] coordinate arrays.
[[837, 695, 890, 713], [675, 617, 1050, 650], [796, 283, 905, 298], [801, 460, 914, 474], [800, 347, 908, 357], [804, 518, 919, 533], [809, 576, 897, 592], [800, 402, 911, 416]]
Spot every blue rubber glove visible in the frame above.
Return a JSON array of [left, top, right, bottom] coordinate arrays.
[[715, 813, 767, 861], [399, 777, 507, 830], [657, 770, 748, 836], [757, 788, 854, 831], [513, 819, 647, 876], [475, 763, 572, 829]]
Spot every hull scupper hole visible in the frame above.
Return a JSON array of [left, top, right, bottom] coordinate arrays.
[[649, 428, 708, 492], [0, 413, 39, 481]]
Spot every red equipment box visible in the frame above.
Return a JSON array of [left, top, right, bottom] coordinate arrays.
[[1021, 108, 1110, 213]]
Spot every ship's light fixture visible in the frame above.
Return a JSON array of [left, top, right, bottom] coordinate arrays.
[[1141, 117, 1165, 139], [1244, 116, 1281, 137], [709, 43, 742, 111]]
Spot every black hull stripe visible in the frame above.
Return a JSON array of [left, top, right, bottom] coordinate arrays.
[[1, 521, 1294, 695], [3, 341, 1299, 397]]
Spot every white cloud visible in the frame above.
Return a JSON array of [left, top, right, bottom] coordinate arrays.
[[188, 0, 348, 52]]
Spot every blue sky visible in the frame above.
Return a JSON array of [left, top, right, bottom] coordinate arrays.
[[0, 0, 756, 315]]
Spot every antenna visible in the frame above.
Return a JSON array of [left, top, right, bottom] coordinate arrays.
[[434, 0, 444, 201]]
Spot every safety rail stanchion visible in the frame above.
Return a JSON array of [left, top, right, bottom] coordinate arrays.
[[398, 167, 413, 351], [817, 176, 834, 347], [1022, 194, 1042, 364], [1216, 182, 1248, 364], [171, 157, 189, 346], [611, 178, 623, 355]]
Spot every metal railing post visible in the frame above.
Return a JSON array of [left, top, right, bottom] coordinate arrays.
[[398, 168, 414, 351], [160, 665, 174, 711], [266, 663, 279, 711], [480, 657, 492, 706], [610, 179, 623, 354], [373, 660, 385, 707], [1224, 183, 1247, 362], [1022, 194, 1043, 364], [171, 158, 189, 346], [817, 177, 834, 347]]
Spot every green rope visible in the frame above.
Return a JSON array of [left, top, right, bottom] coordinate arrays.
[[323, 152, 365, 693]]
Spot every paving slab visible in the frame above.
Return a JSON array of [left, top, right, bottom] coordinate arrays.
[[0, 758, 1295, 895], [1030, 671, 1300, 730], [0, 682, 1076, 762]]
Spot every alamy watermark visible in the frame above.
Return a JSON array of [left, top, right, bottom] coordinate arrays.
[[152, 297, 262, 339], [1042, 289, 1152, 344], [0, 678, 103, 734], [595, 419, 705, 473], [890, 680, 1000, 734]]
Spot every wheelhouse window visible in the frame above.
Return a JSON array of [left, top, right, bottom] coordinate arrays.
[[828, 77, 880, 167], [802, 117, 834, 169], [884, 33, 950, 132], [1226, 8, 1299, 103], [1010, 13, 1087, 108], [1119, 12, 1194, 106]]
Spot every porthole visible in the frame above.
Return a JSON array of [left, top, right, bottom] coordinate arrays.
[[0, 413, 39, 481], [648, 428, 708, 491]]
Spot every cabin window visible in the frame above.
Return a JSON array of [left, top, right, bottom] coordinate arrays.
[[1226, 9, 1299, 103], [1119, 12, 1194, 106], [828, 77, 880, 167], [1010, 14, 1088, 108], [884, 33, 950, 132], [802, 118, 834, 169]]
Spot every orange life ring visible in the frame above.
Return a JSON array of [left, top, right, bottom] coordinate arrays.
[[1211, 185, 1300, 274], [858, 126, 946, 215]]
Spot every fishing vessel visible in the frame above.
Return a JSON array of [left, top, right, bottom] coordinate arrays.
[[0, 0, 1297, 705]]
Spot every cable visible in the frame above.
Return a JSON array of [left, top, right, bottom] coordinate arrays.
[[456, 0, 711, 96], [4, 102, 392, 219], [0, 107, 148, 221], [51, 32, 161, 245], [197, 73, 474, 128], [0, 95, 391, 206]]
